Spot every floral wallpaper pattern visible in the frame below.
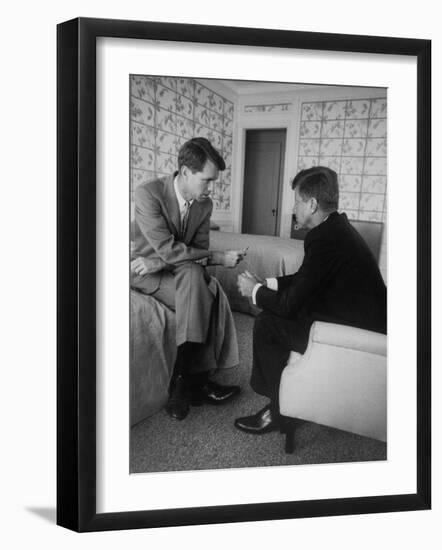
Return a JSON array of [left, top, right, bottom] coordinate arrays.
[[130, 75, 234, 211], [244, 103, 291, 113], [297, 98, 387, 222]]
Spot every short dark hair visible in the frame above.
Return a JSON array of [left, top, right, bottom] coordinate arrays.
[[178, 137, 226, 173], [292, 166, 339, 212]]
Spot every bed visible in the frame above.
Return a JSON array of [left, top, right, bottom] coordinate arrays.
[[130, 291, 177, 425]]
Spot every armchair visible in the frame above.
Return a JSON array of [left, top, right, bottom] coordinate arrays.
[[279, 321, 387, 453]]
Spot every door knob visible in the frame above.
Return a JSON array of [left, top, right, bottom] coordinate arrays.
[[272, 208, 277, 216]]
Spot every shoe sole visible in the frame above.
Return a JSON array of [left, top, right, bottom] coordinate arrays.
[[167, 416, 188, 421], [191, 392, 241, 407], [165, 404, 190, 420], [234, 423, 280, 435]]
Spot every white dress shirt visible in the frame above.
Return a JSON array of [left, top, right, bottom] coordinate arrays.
[[173, 176, 193, 221], [174, 176, 209, 265], [252, 278, 278, 305]]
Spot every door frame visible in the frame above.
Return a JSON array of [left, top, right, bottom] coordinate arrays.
[[242, 128, 287, 236], [233, 114, 298, 237]]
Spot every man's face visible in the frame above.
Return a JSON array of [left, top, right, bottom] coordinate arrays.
[[182, 160, 219, 202], [293, 187, 314, 229]]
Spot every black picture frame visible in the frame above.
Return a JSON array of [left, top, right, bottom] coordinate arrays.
[[57, 17, 431, 532]]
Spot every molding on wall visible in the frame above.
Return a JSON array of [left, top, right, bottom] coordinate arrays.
[[196, 78, 238, 103]]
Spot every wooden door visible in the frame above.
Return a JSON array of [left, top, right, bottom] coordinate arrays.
[[242, 129, 286, 236]]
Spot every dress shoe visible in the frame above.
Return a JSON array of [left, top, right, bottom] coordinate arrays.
[[165, 375, 190, 420], [234, 404, 279, 434], [190, 380, 241, 406]]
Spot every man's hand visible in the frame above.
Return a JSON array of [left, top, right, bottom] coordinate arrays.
[[131, 257, 167, 276], [223, 249, 247, 268], [237, 270, 265, 298], [131, 257, 150, 276], [210, 249, 248, 268]]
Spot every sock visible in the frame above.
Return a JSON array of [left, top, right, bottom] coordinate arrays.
[[269, 400, 280, 419], [171, 342, 201, 382], [188, 371, 209, 389]]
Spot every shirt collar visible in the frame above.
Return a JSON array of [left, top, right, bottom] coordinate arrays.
[[174, 175, 193, 210], [322, 211, 339, 224]]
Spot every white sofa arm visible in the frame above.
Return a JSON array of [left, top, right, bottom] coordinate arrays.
[[311, 321, 386, 356], [281, 321, 387, 442]]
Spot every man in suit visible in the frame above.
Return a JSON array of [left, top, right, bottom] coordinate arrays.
[[131, 138, 243, 421], [235, 166, 387, 434]]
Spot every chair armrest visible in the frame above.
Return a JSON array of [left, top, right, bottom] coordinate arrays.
[[311, 321, 386, 357], [281, 321, 387, 441]]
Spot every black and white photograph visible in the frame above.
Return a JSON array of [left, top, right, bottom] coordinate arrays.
[[129, 75, 388, 474], [53, 13, 431, 535]]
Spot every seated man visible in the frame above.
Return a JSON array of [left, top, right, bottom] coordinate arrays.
[[235, 166, 387, 434], [131, 137, 243, 421]]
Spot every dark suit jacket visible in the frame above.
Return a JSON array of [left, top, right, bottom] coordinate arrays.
[[256, 212, 387, 334], [131, 173, 213, 293]]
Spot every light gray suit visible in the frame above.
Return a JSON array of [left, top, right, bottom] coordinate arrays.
[[131, 173, 213, 291], [131, 174, 238, 370]]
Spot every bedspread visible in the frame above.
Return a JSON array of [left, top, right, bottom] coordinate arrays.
[[130, 291, 176, 425]]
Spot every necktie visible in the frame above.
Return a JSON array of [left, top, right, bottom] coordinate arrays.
[[181, 200, 191, 238]]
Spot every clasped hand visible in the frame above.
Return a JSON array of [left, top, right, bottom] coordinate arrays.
[[237, 270, 265, 298], [131, 256, 167, 276]]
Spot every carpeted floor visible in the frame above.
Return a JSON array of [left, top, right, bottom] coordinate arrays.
[[130, 312, 386, 473]]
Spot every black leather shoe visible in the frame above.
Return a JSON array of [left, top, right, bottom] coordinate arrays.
[[165, 375, 190, 420], [234, 404, 279, 434], [191, 380, 241, 406]]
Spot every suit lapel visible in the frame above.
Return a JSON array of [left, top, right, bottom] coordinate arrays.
[[163, 174, 210, 242], [163, 173, 181, 236]]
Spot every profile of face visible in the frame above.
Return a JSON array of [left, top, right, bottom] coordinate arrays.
[[181, 159, 219, 202], [293, 187, 316, 229]]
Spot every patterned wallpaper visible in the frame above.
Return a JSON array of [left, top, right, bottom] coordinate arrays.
[[130, 75, 234, 212], [244, 103, 291, 113], [297, 98, 387, 222]]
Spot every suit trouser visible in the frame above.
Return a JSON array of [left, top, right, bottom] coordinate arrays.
[[134, 262, 215, 347], [251, 311, 311, 414]]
